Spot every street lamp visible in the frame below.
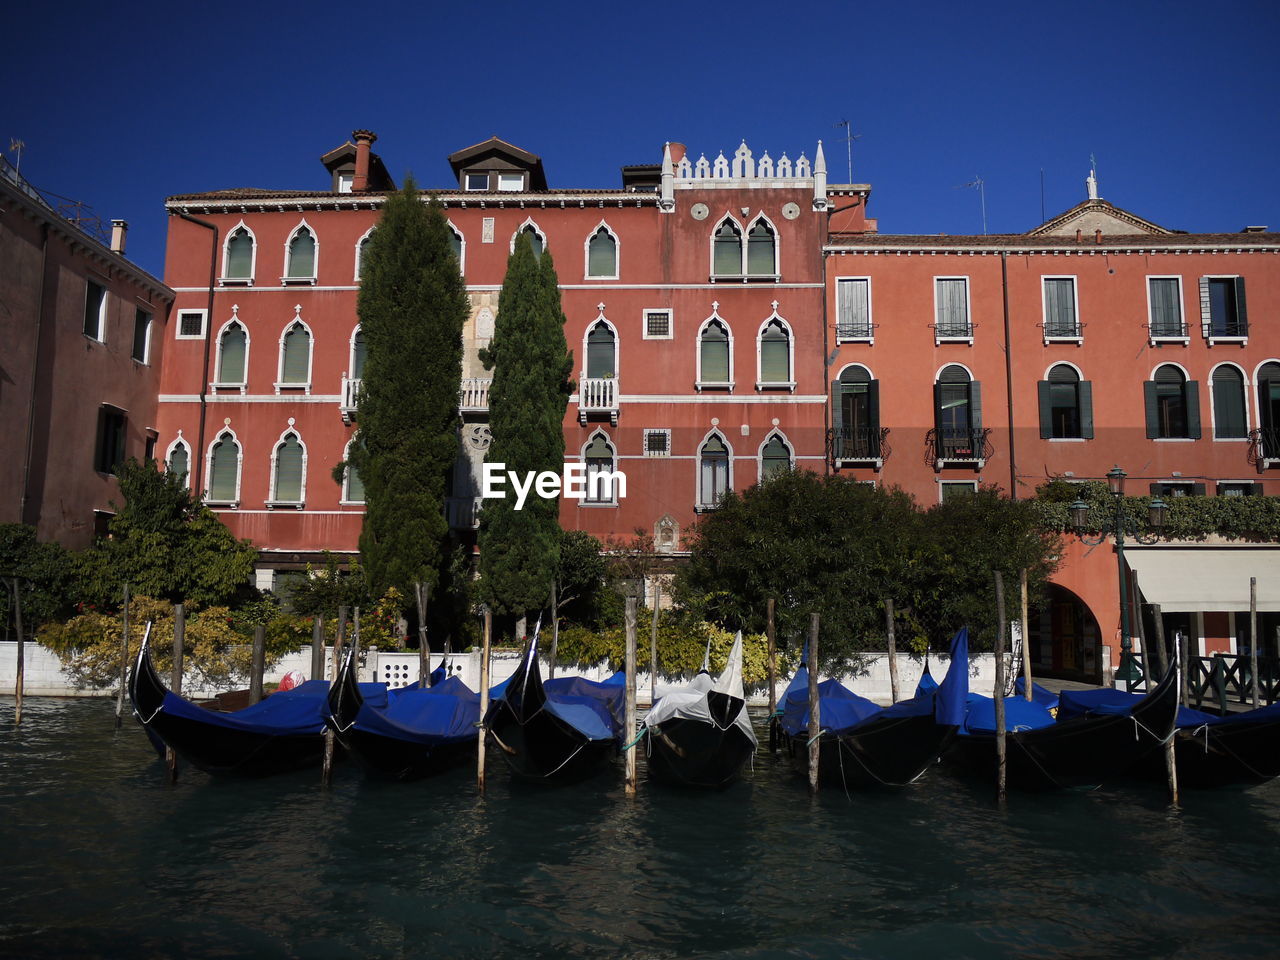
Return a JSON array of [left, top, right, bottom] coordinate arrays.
[[1069, 466, 1168, 691]]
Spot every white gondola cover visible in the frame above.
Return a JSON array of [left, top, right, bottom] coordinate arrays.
[[643, 632, 757, 745]]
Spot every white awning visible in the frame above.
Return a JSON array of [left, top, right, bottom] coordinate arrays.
[[1125, 547, 1280, 613]]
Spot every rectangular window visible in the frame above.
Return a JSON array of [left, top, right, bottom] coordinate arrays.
[[1043, 277, 1080, 339], [1218, 481, 1260, 497], [465, 172, 489, 191], [934, 278, 971, 339], [940, 481, 977, 502], [1150, 481, 1202, 498], [95, 405, 127, 475], [1202, 276, 1248, 339], [336, 172, 354, 194], [1148, 277, 1186, 338], [643, 429, 671, 457], [132, 308, 152, 363], [836, 278, 872, 340], [497, 173, 524, 192], [84, 280, 107, 340], [177, 310, 207, 339], [643, 309, 672, 339]]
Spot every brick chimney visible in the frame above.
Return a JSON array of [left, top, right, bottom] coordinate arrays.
[[110, 219, 128, 254], [352, 130, 377, 192], [668, 142, 687, 166]]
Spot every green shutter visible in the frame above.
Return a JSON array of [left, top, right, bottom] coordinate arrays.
[[830, 380, 843, 461], [226, 232, 252, 279], [867, 380, 881, 455], [167, 444, 189, 480], [969, 381, 982, 431], [346, 462, 365, 503], [1037, 381, 1052, 439], [1079, 381, 1095, 439], [208, 436, 238, 502], [587, 229, 615, 277], [747, 223, 775, 275], [586, 324, 615, 378], [1234, 277, 1248, 336], [700, 324, 729, 382], [352, 331, 366, 379], [933, 383, 945, 436], [713, 223, 740, 276], [281, 324, 311, 383], [287, 228, 315, 278], [218, 325, 246, 383], [274, 436, 303, 502], [1185, 381, 1202, 439], [1192, 483, 1207, 496], [760, 325, 789, 383], [1143, 381, 1160, 438]]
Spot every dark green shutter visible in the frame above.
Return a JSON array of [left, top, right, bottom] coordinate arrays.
[[969, 381, 982, 431], [1261, 380, 1277, 433], [167, 444, 188, 480], [346, 462, 365, 502], [1235, 277, 1248, 336], [1037, 381, 1052, 439], [830, 380, 843, 462], [226, 232, 252, 279], [209, 437, 238, 502], [218, 325, 246, 384], [281, 325, 310, 383], [588, 229, 615, 277], [1149, 483, 1165, 496], [1143, 381, 1160, 438], [274, 437, 303, 502], [1192, 483, 1207, 496], [1079, 381, 1094, 439], [867, 380, 881, 456], [1185, 381, 1202, 439], [352, 331, 366, 379], [933, 383, 945, 436]]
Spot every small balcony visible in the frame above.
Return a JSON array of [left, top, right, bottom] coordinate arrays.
[[340, 376, 362, 424], [460, 377, 491, 415], [578, 377, 618, 425], [447, 496, 482, 530], [828, 426, 891, 470], [1249, 429, 1280, 470], [925, 427, 993, 471]]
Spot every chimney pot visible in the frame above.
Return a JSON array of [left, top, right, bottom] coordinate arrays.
[[668, 142, 687, 166], [1094, 228, 1102, 244], [110, 219, 128, 254], [1075, 228, 1082, 243], [352, 130, 377, 192]]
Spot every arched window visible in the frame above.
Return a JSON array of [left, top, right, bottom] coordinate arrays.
[[760, 434, 792, 481], [206, 431, 240, 505], [832, 365, 882, 460], [285, 225, 316, 281], [583, 433, 617, 504], [350, 328, 366, 380], [1038, 364, 1093, 440], [1145, 365, 1199, 439], [216, 321, 248, 385], [699, 318, 731, 387], [271, 431, 305, 505], [746, 219, 776, 276], [166, 439, 190, 486], [934, 365, 982, 458], [586, 321, 616, 379], [713, 219, 742, 277], [758, 318, 791, 386], [587, 226, 617, 278], [517, 223, 544, 259], [278, 321, 312, 386], [354, 230, 373, 281], [223, 227, 254, 281], [698, 434, 730, 508], [1212, 366, 1248, 439], [342, 439, 365, 504], [447, 223, 463, 268], [1257, 362, 1280, 454]]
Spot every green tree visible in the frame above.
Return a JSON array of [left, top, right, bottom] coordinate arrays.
[[553, 529, 610, 629], [348, 177, 468, 619], [477, 233, 573, 621], [77, 459, 257, 609], [0, 524, 76, 634]]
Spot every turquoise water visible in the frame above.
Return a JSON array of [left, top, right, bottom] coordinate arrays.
[[2, 697, 1279, 959]]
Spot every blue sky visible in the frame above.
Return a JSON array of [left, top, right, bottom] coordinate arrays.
[[6, 0, 1278, 278]]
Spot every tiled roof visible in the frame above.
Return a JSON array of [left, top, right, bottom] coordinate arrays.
[[827, 231, 1280, 249], [166, 187, 649, 203]]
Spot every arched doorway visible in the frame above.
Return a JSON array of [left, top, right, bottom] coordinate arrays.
[[1028, 583, 1104, 683]]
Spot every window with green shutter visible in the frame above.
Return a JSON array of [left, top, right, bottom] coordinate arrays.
[[699, 319, 730, 384], [759, 319, 790, 384], [280, 322, 311, 385], [586, 322, 615, 379], [935, 278, 970, 338], [207, 432, 239, 503], [217, 322, 247, 384], [345, 461, 365, 503], [286, 226, 316, 279], [1211, 365, 1248, 438], [587, 227, 616, 278], [1148, 278, 1184, 337], [273, 434, 304, 503], [224, 228, 254, 280], [1043, 278, 1080, 338], [746, 220, 775, 276], [166, 442, 189, 483], [351, 329, 366, 380], [713, 220, 741, 277], [760, 434, 791, 480], [699, 434, 729, 507]]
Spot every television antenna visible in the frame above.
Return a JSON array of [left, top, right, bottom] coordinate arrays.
[[833, 120, 860, 183], [8, 138, 25, 174], [956, 175, 987, 235]]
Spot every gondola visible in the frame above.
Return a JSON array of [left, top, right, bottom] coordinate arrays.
[[641, 632, 758, 789], [1053, 686, 1280, 789], [326, 646, 479, 780], [128, 630, 386, 778], [777, 626, 970, 789], [482, 628, 626, 781], [946, 661, 1181, 790]]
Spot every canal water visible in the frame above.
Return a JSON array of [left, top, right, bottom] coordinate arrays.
[[2, 698, 1279, 960]]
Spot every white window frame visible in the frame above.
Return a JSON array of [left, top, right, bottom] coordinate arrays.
[[938, 479, 979, 503], [347, 325, 364, 381], [933, 276, 973, 344], [695, 429, 733, 512], [175, 308, 207, 340], [584, 221, 620, 280], [709, 215, 745, 281], [497, 173, 525, 192], [1208, 361, 1251, 442], [340, 436, 365, 505], [163, 434, 192, 490], [204, 428, 243, 507], [643, 308, 673, 340], [755, 309, 796, 392], [267, 425, 307, 508], [353, 227, 375, 282], [1217, 480, 1260, 498], [1148, 361, 1196, 443], [1202, 274, 1248, 345], [446, 220, 466, 275], [1146, 275, 1188, 345], [465, 172, 489, 192], [282, 220, 319, 285], [695, 310, 735, 391], [581, 430, 620, 506], [336, 172, 354, 194], [1042, 275, 1083, 343], [275, 315, 314, 394], [835, 276, 873, 343], [212, 316, 250, 392], [744, 212, 780, 281], [643, 429, 671, 457], [84, 277, 108, 342], [581, 314, 619, 381], [757, 430, 794, 483], [132, 305, 153, 364], [220, 221, 257, 285], [510, 218, 546, 255]]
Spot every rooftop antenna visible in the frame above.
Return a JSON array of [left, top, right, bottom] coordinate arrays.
[[834, 119, 860, 183], [956, 176, 987, 235], [8, 138, 25, 175]]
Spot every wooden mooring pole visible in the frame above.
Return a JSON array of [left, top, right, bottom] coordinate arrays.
[[477, 606, 492, 793], [167, 603, 186, 782], [994, 572, 1008, 804], [12, 578, 25, 726], [322, 607, 346, 787], [766, 598, 777, 751], [115, 584, 130, 729], [310, 613, 324, 681], [1250, 577, 1260, 709], [649, 576, 661, 707], [249, 624, 266, 706], [807, 612, 820, 794], [333, 605, 348, 681], [1020, 569, 1032, 701], [415, 582, 429, 686], [1150, 605, 1179, 805], [885, 598, 899, 704], [625, 596, 638, 797]]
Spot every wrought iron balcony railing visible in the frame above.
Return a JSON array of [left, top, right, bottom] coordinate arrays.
[[925, 427, 993, 468], [1203, 318, 1248, 339], [1149, 320, 1189, 339], [828, 426, 891, 465], [1249, 428, 1280, 467]]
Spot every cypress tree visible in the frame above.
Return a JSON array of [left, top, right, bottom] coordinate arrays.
[[478, 233, 573, 620], [348, 177, 467, 606]]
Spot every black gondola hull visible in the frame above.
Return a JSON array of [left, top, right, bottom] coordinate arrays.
[[485, 698, 618, 781], [783, 713, 957, 789], [1130, 717, 1280, 789], [337, 728, 477, 781], [644, 716, 756, 789]]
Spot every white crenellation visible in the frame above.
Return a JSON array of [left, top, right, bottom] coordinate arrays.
[[695, 153, 711, 178], [796, 153, 811, 178], [677, 155, 693, 179], [757, 151, 773, 178], [732, 141, 754, 178], [712, 151, 730, 179], [777, 153, 792, 177], [671, 142, 824, 187]]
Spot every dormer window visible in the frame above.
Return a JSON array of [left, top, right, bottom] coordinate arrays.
[[336, 172, 354, 194], [465, 172, 489, 191], [497, 173, 524, 192]]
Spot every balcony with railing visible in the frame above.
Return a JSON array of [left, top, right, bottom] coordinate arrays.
[[578, 377, 619, 425], [340, 376, 362, 424], [828, 426, 891, 469], [1249, 428, 1280, 469], [1204, 317, 1248, 341], [1149, 319, 1189, 342], [446, 496, 482, 530], [460, 377, 491, 414], [925, 427, 993, 470], [1043, 319, 1084, 341]]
